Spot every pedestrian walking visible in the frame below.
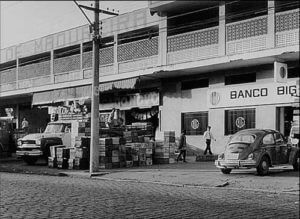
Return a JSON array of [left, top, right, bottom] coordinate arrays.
[[21, 117, 29, 133], [203, 126, 215, 155], [177, 130, 187, 162]]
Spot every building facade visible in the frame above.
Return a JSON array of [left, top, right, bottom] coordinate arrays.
[[1, 1, 299, 154]]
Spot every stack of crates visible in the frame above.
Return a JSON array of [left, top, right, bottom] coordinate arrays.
[[99, 138, 113, 169], [145, 141, 154, 166], [48, 145, 65, 168], [56, 147, 70, 169], [165, 131, 177, 163], [119, 143, 126, 168], [71, 121, 91, 147], [138, 144, 146, 166]]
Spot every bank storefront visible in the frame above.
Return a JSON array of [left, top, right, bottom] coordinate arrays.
[[208, 81, 299, 153]]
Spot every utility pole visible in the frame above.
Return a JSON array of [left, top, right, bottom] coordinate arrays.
[[74, 0, 118, 174], [90, 0, 100, 173]]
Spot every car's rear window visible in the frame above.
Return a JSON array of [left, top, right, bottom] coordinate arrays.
[[229, 134, 256, 144]]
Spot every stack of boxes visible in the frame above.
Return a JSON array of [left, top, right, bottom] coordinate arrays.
[[48, 136, 90, 170], [153, 131, 176, 164], [99, 138, 113, 169]]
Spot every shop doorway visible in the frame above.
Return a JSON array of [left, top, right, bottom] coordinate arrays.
[[276, 106, 293, 137]]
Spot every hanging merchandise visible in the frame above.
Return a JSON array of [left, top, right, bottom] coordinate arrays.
[[131, 107, 158, 121]]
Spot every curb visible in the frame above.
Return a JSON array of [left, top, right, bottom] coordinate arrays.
[[91, 176, 300, 195]]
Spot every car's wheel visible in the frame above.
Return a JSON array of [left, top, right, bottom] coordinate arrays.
[[292, 153, 299, 171], [256, 156, 270, 176], [23, 157, 38, 165], [221, 168, 232, 174]]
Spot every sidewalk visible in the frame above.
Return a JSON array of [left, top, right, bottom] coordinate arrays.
[[1, 156, 299, 194]]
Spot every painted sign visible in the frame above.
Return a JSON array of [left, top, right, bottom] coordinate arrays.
[[208, 81, 299, 108], [100, 92, 159, 110], [0, 8, 159, 63]]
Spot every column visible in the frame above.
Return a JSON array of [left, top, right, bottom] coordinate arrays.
[[16, 58, 19, 89], [113, 33, 119, 74], [267, 0, 275, 49], [158, 13, 167, 66], [80, 43, 84, 79], [218, 1, 226, 56], [50, 50, 54, 83]]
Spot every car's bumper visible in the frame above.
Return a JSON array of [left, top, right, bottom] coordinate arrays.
[[16, 150, 43, 157], [215, 159, 256, 169]]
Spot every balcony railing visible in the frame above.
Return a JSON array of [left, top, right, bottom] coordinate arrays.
[[275, 9, 299, 47], [167, 26, 219, 64], [18, 60, 50, 80], [0, 9, 299, 94], [0, 68, 16, 84]]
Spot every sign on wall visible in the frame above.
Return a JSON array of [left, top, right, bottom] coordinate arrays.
[[100, 92, 159, 110], [208, 81, 299, 109]]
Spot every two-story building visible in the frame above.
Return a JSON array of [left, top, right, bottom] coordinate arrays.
[[1, 1, 299, 153]]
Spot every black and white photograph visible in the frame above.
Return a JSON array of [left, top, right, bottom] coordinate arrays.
[[0, 1, 299, 218]]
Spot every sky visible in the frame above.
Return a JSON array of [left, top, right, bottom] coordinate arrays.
[[0, 1, 148, 49]]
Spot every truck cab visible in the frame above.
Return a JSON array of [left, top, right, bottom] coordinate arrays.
[[0, 117, 15, 157], [16, 121, 71, 165]]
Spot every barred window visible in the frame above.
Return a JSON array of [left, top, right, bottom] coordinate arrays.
[[182, 112, 208, 135], [225, 108, 255, 135]]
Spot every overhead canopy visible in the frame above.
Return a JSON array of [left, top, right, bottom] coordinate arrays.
[[99, 77, 139, 92], [32, 85, 91, 106], [32, 76, 160, 106]]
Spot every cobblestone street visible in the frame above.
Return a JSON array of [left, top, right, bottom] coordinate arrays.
[[1, 172, 299, 219]]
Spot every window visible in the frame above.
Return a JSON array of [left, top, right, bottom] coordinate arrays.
[[225, 73, 256, 85], [225, 108, 255, 135], [181, 78, 209, 90], [182, 111, 208, 135], [274, 132, 284, 144], [288, 67, 300, 78], [263, 134, 275, 145]]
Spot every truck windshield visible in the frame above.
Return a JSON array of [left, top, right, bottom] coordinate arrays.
[[44, 124, 64, 133]]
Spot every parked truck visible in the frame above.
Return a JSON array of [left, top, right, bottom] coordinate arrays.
[[16, 121, 72, 165]]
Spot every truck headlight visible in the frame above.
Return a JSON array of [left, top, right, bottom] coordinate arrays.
[[218, 153, 224, 160], [17, 140, 22, 146], [247, 153, 254, 160], [35, 139, 41, 146]]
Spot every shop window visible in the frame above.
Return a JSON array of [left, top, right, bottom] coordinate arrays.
[[225, 108, 255, 135], [225, 73, 256, 85], [181, 78, 209, 90], [181, 111, 208, 135]]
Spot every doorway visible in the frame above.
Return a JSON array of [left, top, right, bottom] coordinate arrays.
[[276, 106, 293, 137]]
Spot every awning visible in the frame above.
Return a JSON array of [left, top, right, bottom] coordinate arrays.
[[32, 85, 91, 105], [32, 76, 159, 106], [99, 77, 139, 92]]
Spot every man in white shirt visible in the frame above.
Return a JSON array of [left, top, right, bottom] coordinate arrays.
[[203, 126, 215, 155]]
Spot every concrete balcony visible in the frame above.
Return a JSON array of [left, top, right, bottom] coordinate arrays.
[[0, 9, 299, 96]]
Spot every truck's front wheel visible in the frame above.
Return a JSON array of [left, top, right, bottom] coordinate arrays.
[[23, 157, 38, 165]]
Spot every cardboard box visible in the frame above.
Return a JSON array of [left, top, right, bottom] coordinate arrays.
[[48, 157, 57, 168], [49, 145, 65, 158]]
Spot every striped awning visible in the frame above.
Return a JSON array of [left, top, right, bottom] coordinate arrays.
[[99, 77, 139, 92], [32, 85, 91, 105], [32, 77, 140, 105]]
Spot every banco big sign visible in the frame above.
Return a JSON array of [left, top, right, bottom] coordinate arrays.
[[208, 81, 299, 108]]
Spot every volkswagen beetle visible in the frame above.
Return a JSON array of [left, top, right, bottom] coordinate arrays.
[[215, 129, 299, 175]]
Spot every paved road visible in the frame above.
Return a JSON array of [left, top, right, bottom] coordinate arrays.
[[1, 173, 299, 219]]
